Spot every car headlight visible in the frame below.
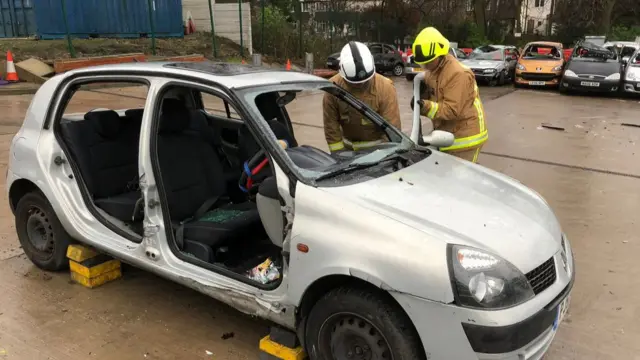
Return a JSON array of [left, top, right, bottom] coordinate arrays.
[[449, 245, 535, 309], [483, 68, 496, 73], [516, 63, 526, 71], [563, 69, 578, 78], [627, 71, 638, 80], [552, 65, 563, 71], [605, 73, 620, 80]]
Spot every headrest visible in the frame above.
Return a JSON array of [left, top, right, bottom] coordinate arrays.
[[125, 108, 144, 120], [85, 110, 122, 138], [159, 99, 190, 134]]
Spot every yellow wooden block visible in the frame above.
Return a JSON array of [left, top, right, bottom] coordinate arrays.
[[70, 268, 122, 288], [69, 258, 120, 278], [259, 336, 306, 360], [66, 244, 99, 263]]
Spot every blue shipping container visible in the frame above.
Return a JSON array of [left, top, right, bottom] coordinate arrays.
[[0, 0, 36, 38], [31, 0, 183, 39]]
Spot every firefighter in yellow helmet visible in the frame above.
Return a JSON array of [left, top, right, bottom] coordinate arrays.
[[410, 27, 488, 163]]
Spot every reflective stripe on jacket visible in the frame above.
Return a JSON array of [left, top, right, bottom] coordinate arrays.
[[323, 73, 402, 151], [420, 54, 488, 153]]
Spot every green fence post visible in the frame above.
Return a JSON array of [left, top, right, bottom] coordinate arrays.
[[238, 0, 244, 57], [207, 0, 218, 57], [261, 0, 265, 53], [60, 0, 76, 58], [298, 0, 302, 58], [146, 0, 156, 55]]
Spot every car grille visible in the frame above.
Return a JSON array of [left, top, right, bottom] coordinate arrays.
[[521, 72, 557, 81], [472, 69, 485, 75], [577, 74, 605, 80], [525, 257, 556, 295]]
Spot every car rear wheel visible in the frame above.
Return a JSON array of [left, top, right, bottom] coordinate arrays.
[[392, 63, 405, 77], [305, 286, 425, 360], [16, 192, 71, 271]]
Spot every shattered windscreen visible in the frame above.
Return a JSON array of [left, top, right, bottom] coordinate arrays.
[[468, 46, 504, 61], [573, 42, 618, 61], [237, 82, 428, 184], [523, 45, 562, 60]]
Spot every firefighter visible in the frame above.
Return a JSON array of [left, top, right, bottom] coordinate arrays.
[[323, 41, 402, 153], [410, 27, 488, 163]]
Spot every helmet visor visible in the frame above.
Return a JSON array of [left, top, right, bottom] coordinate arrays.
[[413, 43, 440, 64]]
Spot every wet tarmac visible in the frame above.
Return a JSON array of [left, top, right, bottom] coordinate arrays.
[[1, 77, 639, 359]]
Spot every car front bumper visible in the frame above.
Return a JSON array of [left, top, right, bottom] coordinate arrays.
[[515, 73, 561, 87], [622, 80, 640, 93], [472, 71, 501, 82], [561, 77, 620, 92], [392, 240, 575, 360], [405, 66, 424, 77]]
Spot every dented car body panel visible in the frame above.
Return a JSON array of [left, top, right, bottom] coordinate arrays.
[[8, 62, 574, 359]]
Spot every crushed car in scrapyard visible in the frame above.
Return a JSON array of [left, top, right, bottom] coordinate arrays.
[[560, 40, 623, 93], [461, 45, 519, 86], [7, 61, 574, 360]]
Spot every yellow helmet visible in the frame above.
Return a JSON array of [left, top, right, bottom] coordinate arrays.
[[412, 27, 450, 64]]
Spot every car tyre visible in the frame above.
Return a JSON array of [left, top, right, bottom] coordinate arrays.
[[15, 191, 71, 271], [498, 71, 506, 85], [393, 63, 405, 77], [305, 286, 425, 360]]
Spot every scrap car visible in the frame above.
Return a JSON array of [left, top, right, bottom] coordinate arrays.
[[460, 45, 519, 86], [8, 61, 573, 360], [514, 41, 565, 88], [560, 41, 622, 93], [622, 47, 640, 94], [327, 42, 406, 76]]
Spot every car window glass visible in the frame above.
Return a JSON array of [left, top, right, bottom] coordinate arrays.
[[621, 46, 636, 58], [241, 86, 411, 181], [369, 45, 382, 54], [63, 82, 149, 117], [523, 45, 562, 59], [201, 92, 242, 121]]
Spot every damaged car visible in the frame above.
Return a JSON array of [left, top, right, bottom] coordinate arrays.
[[405, 47, 467, 81], [622, 47, 640, 95], [514, 41, 565, 88], [560, 41, 622, 93], [461, 45, 519, 86], [8, 62, 573, 360]]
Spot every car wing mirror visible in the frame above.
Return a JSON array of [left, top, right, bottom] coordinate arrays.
[[622, 56, 629, 64], [423, 130, 455, 148]]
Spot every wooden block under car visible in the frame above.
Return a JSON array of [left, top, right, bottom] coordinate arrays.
[[66, 244, 100, 263], [259, 335, 306, 360], [69, 254, 122, 289]]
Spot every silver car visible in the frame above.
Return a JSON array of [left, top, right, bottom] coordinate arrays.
[[7, 62, 573, 360], [622, 47, 640, 94], [461, 45, 519, 86]]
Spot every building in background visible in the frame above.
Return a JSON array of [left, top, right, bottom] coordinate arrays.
[[182, 0, 253, 54], [520, 0, 553, 35]]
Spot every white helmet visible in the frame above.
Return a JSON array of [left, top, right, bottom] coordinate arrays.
[[338, 41, 376, 84]]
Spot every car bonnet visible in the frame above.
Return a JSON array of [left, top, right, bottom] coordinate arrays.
[[463, 59, 502, 69], [519, 57, 563, 71], [320, 151, 561, 273]]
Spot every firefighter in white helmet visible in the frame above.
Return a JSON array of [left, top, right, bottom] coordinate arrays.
[[323, 41, 402, 152]]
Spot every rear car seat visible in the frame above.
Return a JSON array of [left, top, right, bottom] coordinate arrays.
[[60, 110, 141, 222], [157, 100, 264, 262]]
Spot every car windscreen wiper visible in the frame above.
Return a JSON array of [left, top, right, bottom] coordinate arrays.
[[315, 155, 404, 182]]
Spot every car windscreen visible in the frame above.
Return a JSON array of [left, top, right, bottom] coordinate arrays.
[[573, 42, 618, 61], [522, 45, 562, 60], [631, 51, 640, 65], [236, 82, 424, 184], [469, 46, 504, 61]]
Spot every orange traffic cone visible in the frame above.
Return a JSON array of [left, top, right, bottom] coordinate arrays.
[[286, 59, 291, 71], [5, 51, 19, 82]]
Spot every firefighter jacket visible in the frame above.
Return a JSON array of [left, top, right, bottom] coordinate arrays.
[[419, 54, 488, 153], [323, 73, 401, 152]]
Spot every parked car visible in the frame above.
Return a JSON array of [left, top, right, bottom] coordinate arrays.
[[560, 41, 622, 93], [405, 47, 467, 81], [8, 61, 573, 360], [461, 45, 519, 86], [622, 47, 640, 95], [326, 42, 405, 76], [514, 41, 565, 88]]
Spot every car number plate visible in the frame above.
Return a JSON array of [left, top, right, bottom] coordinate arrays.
[[529, 81, 546, 86], [413, 68, 424, 72], [327, 61, 333, 66], [580, 81, 600, 87], [553, 295, 571, 331]]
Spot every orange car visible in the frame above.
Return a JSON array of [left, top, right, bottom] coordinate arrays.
[[514, 41, 565, 88]]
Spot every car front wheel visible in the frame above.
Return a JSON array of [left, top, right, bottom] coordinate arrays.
[[392, 63, 405, 76], [15, 191, 71, 271], [305, 286, 425, 360]]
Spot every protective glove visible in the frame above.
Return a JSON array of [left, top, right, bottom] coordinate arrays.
[[410, 96, 425, 111]]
